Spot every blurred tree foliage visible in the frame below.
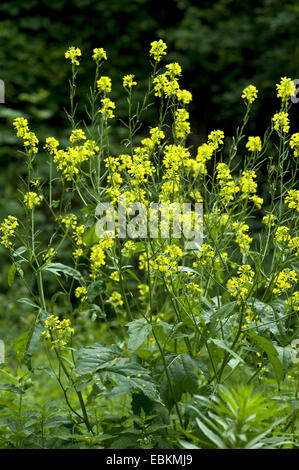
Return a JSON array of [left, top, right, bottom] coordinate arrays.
[[0, 0, 298, 293]]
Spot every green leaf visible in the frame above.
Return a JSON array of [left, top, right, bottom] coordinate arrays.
[[82, 225, 99, 247], [209, 338, 245, 363], [7, 263, 17, 287], [213, 301, 237, 319], [17, 298, 40, 309], [160, 353, 198, 408], [0, 384, 24, 394], [248, 330, 284, 383], [43, 263, 83, 282], [126, 318, 152, 352], [76, 343, 161, 402]]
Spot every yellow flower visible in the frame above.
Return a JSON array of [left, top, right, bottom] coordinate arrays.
[[262, 214, 277, 227], [208, 130, 224, 150], [42, 248, 56, 264], [13, 117, 29, 138], [24, 192, 41, 210], [285, 189, 299, 212], [110, 271, 120, 281], [109, 291, 123, 308], [250, 195, 263, 209], [232, 222, 252, 254], [0, 215, 19, 249], [176, 89, 192, 104], [90, 244, 106, 278], [99, 98, 115, 121], [97, 76, 112, 93], [70, 129, 86, 144], [149, 39, 167, 62], [174, 108, 190, 139], [274, 226, 290, 243], [239, 170, 257, 194], [246, 136, 262, 152], [241, 85, 258, 103], [272, 112, 290, 133], [65, 46, 82, 66], [13, 118, 38, 154], [42, 315, 74, 348], [138, 284, 149, 296], [276, 77, 296, 101], [123, 74, 137, 88], [290, 133, 299, 158], [44, 137, 59, 155], [92, 47, 107, 61], [75, 286, 88, 302], [272, 269, 297, 295], [227, 265, 254, 300]]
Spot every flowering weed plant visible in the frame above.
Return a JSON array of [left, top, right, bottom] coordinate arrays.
[[0, 42, 298, 449]]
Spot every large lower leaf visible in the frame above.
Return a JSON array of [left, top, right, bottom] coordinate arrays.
[[76, 343, 161, 402]]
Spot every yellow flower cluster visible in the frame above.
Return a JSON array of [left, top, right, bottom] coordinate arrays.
[[123, 74, 137, 88], [75, 286, 88, 302], [274, 226, 290, 244], [174, 108, 190, 139], [286, 291, 299, 312], [13, 118, 39, 155], [70, 129, 86, 144], [227, 265, 254, 300], [92, 47, 107, 61], [208, 130, 224, 150], [24, 191, 41, 210], [42, 315, 74, 348], [52, 139, 99, 181], [190, 143, 214, 176], [0, 215, 19, 249], [241, 85, 258, 104], [65, 46, 82, 66], [97, 76, 112, 93], [44, 137, 59, 155], [176, 89, 192, 104], [149, 39, 167, 62], [263, 214, 277, 227], [276, 77, 296, 101], [138, 284, 149, 297], [193, 244, 214, 267], [42, 248, 56, 265], [290, 133, 299, 158], [99, 98, 115, 122], [246, 136, 262, 152], [285, 189, 299, 212], [239, 170, 257, 194], [216, 163, 239, 203], [272, 269, 297, 296], [232, 222, 252, 253], [272, 112, 290, 133], [109, 291, 123, 308]]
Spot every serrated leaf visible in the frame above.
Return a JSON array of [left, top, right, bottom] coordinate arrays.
[[76, 343, 161, 402], [42, 263, 83, 282], [126, 318, 152, 351]]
